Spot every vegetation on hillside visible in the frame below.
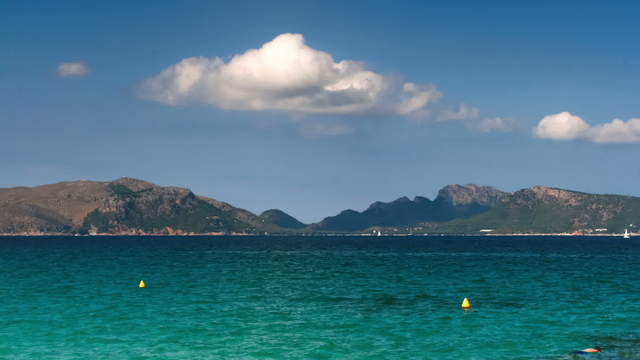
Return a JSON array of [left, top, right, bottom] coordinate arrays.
[[2, 179, 640, 235]]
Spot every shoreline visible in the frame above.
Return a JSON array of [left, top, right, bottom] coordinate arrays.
[[0, 232, 635, 237]]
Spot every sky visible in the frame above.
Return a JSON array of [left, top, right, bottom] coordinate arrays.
[[1, 0, 639, 223]]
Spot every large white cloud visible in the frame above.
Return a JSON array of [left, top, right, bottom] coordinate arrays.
[[139, 33, 442, 117], [58, 62, 89, 77], [534, 111, 640, 143]]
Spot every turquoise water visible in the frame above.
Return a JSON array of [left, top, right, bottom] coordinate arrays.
[[1, 236, 640, 359]]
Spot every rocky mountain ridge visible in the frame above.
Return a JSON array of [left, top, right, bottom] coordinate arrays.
[[437, 184, 508, 206], [311, 184, 508, 232], [1, 180, 638, 235], [416, 185, 640, 234]]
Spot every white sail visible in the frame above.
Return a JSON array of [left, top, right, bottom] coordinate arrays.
[[624, 229, 630, 239]]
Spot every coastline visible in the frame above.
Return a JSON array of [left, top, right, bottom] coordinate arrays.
[[0, 232, 635, 237]]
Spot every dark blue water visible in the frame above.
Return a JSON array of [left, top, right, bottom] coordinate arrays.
[[1, 236, 639, 359]]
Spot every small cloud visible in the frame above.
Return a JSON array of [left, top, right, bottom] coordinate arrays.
[[395, 83, 442, 116], [588, 118, 640, 143], [534, 112, 589, 140], [436, 104, 515, 133], [534, 111, 640, 143], [533, 111, 640, 143], [58, 62, 89, 77]]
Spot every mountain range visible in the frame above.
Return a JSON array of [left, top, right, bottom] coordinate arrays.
[[0, 178, 638, 235]]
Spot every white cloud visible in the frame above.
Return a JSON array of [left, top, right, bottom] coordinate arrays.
[[588, 118, 640, 143], [139, 33, 441, 117], [395, 82, 441, 116], [534, 111, 640, 143], [58, 62, 89, 77], [139, 33, 517, 136], [534, 112, 589, 140]]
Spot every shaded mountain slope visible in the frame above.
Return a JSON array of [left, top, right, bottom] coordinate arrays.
[[259, 209, 306, 229], [311, 184, 508, 232]]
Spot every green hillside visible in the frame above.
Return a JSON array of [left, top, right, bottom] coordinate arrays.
[[419, 187, 640, 234], [0, 178, 298, 235]]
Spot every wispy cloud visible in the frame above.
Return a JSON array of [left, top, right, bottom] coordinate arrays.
[[58, 62, 89, 77], [438, 104, 480, 121], [468, 117, 516, 133], [437, 104, 515, 133], [534, 111, 640, 143]]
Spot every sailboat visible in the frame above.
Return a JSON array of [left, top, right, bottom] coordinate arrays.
[[623, 229, 630, 239]]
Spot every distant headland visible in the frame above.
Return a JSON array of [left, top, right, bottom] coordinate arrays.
[[0, 178, 638, 236]]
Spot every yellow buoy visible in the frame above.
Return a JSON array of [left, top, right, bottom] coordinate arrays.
[[461, 297, 471, 309], [139, 280, 146, 288]]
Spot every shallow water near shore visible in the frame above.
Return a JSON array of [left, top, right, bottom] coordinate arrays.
[[1, 235, 640, 359]]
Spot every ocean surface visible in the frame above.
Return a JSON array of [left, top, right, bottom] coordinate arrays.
[[1, 235, 640, 360]]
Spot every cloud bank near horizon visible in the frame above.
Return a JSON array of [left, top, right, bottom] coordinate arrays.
[[139, 33, 512, 134], [534, 111, 640, 144]]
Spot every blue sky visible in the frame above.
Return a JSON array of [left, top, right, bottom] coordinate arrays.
[[1, 1, 639, 222]]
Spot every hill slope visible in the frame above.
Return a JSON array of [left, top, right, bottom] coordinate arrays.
[[422, 186, 640, 234], [2, 179, 639, 235], [0, 178, 293, 235], [259, 209, 306, 229]]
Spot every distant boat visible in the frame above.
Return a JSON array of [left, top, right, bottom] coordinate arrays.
[[624, 229, 630, 239], [377, 230, 382, 236]]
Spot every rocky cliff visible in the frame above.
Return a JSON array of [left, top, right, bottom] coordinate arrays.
[[436, 184, 508, 206]]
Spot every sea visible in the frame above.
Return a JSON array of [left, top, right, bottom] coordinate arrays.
[[1, 235, 640, 360]]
